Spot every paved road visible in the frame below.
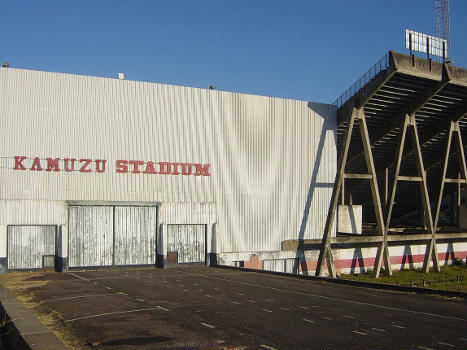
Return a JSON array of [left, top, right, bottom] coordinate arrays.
[[13, 266, 467, 350]]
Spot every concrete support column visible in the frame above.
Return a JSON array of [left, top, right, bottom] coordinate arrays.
[[156, 224, 168, 268], [55, 224, 68, 272], [0, 225, 7, 273], [206, 223, 217, 267]]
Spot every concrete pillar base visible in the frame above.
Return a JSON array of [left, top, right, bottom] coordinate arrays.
[[0, 257, 7, 273], [55, 257, 68, 272]]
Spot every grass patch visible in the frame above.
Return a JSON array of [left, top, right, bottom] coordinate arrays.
[[0, 271, 87, 349], [340, 263, 467, 292]]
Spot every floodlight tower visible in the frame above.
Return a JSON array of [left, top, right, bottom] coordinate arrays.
[[434, 0, 451, 62]]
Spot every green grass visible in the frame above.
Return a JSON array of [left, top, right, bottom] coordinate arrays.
[[339, 263, 467, 293]]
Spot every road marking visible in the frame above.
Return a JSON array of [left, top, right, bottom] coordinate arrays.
[[281, 307, 290, 311], [156, 306, 169, 311], [265, 299, 274, 302], [236, 292, 245, 296], [214, 288, 221, 291], [118, 292, 128, 296], [247, 300, 256, 303], [260, 345, 277, 350], [302, 318, 314, 323], [342, 315, 355, 319], [69, 272, 90, 282], [391, 324, 406, 329], [353, 331, 367, 336], [232, 301, 240, 305], [105, 287, 112, 290], [203, 275, 466, 322], [417, 347, 435, 350], [262, 309, 273, 313], [322, 316, 332, 320], [437, 342, 455, 347], [371, 328, 386, 332], [39, 292, 122, 304], [201, 322, 215, 329], [137, 299, 145, 302], [65, 307, 161, 322], [206, 295, 212, 298], [298, 306, 308, 310]]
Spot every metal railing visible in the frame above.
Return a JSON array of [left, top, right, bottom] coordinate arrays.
[[333, 52, 390, 108]]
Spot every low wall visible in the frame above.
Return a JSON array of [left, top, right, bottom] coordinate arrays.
[[217, 242, 467, 276]]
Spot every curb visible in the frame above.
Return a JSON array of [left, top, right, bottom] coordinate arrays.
[[0, 285, 67, 350], [215, 265, 467, 299]]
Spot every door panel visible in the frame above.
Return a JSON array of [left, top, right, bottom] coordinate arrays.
[[68, 206, 113, 267], [167, 224, 205, 263]]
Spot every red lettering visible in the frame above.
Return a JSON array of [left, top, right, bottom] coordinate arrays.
[[79, 159, 92, 173], [172, 163, 180, 175], [64, 158, 76, 172], [46, 158, 60, 172], [95, 159, 106, 173], [143, 161, 157, 174], [14, 156, 27, 170], [116, 160, 128, 173], [181, 163, 193, 175], [159, 162, 172, 175], [194, 163, 210, 176], [30, 157, 43, 171], [129, 160, 145, 174]]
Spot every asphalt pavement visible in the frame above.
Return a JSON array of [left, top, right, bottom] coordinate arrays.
[[3, 265, 467, 350]]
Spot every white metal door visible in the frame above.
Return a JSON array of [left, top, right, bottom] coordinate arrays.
[[114, 206, 157, 265], [7, 226, 56, 269], [167, 225, 206, 263], [68, 206, 114, 267]]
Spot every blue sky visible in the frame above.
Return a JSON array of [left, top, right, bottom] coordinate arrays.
[[1, 1, 466, 103]]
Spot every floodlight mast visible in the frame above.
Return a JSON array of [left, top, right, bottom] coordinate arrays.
[[434, 0, 451, 62]]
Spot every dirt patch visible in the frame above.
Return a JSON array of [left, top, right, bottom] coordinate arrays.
[[0, 270, 89, 349]]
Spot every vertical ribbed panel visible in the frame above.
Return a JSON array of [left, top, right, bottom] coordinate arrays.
[[0, 68, 337, 254], [7, 225, 56, 269], [161, 203, 216, 225], [68, 206, 113, 267], [0, 200, 66, 225], [114, 206, 157, 265], [167, 224, 205, 263]]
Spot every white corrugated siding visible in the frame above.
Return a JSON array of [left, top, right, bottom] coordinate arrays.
[[114, 206, 157, 265], [0, 68, 336, 253], [167, 224, 206, 263], [68, 206, 113, 267], [7, 225, 56, 269]]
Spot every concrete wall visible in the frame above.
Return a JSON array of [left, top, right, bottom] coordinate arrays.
[[219, 242, 467, 275], [337, 205, 362, 234]]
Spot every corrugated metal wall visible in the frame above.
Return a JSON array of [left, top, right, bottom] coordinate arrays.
[[68, 205, 157, 267], [167, 224, 205, 263], [68, 206, 113, 267], [0, 68, 337, 253], [7, 225, 56, 269], [114, 206, 157, 265]]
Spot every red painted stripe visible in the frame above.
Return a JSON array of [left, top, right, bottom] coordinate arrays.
[[334, 251, 467, 270]]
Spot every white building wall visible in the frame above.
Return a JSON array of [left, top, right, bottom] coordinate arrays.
[[0, 67, 337, 254]]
